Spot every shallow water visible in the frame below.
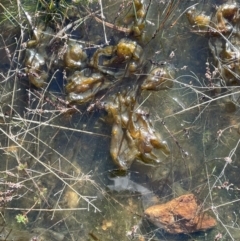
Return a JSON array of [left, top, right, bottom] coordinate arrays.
[[0, 0, 240, 241]]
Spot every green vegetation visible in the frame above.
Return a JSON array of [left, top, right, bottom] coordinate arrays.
[[16, 214, 28, 225]]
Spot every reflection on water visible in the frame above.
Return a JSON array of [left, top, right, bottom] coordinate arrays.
[[0, 0, 240, 240]]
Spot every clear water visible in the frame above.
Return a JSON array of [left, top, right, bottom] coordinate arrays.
[[0, 0, 240, 240]]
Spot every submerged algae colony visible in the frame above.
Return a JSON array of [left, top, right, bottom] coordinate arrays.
[[23, 0, 175, 170]]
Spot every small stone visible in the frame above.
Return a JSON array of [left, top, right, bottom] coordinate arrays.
[[63, 189, 79, 208], [101, 220, 113, 230], [144, 194, 216, 234]]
